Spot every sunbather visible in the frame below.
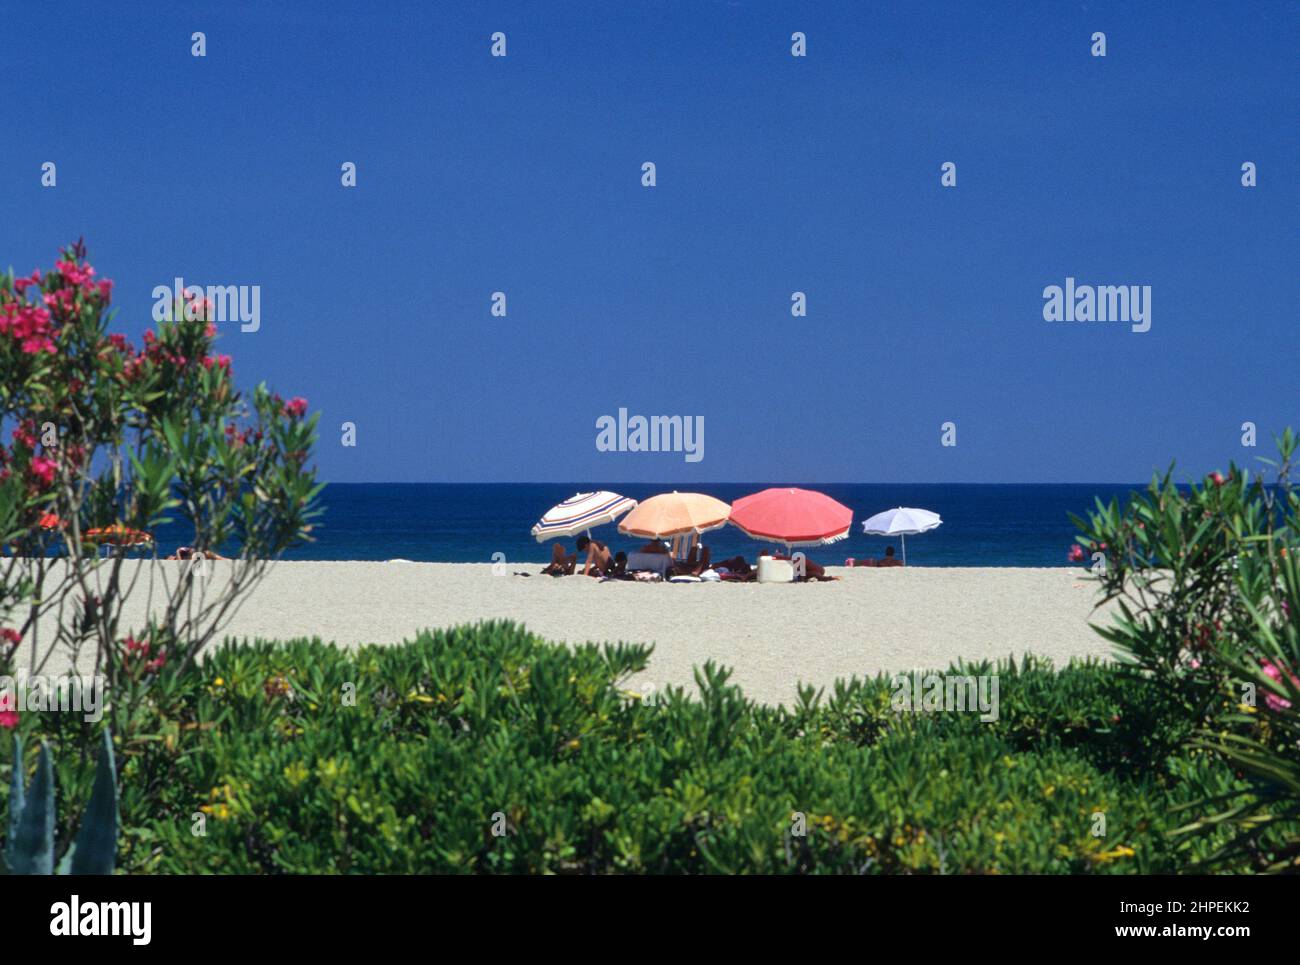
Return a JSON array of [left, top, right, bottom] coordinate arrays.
[[766, 550, 837, 581], [712, 555, 757, 581], [576, 535, 613, 576], [671, 544, 711, 577], [540, 542, 577, 576], [877, 545, 904, 567]]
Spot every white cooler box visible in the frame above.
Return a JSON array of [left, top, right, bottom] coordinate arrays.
[[756, 555, 795, 583]]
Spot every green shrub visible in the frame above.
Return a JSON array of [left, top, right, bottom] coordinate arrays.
[[0, 621, 1248, 874]]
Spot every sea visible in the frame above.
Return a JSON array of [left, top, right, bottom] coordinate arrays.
[[151, 483, 1144, 567]]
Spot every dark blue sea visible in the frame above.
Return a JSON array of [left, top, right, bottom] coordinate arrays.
[[156, 483, 1143, 567]]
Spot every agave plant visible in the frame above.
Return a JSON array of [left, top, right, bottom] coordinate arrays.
[[5, 729, 118, 875]]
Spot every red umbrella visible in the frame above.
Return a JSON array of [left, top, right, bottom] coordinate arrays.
[[728, 487, 853, 552]]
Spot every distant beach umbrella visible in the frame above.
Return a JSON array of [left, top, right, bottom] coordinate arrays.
[[617, 491, 730, 539], [728, 487, 853, 553], [860, 507, 942, 565], [83, 524, 154, 557], [531, 491, 637, 542]]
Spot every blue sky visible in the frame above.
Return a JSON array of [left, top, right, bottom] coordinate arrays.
[[2, 0, 1296, 483]]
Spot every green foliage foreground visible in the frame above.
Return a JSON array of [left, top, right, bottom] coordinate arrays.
[[0, 621, 1272, 874]]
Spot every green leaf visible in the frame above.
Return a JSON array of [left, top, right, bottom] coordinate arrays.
[[8, 743, 55, 875], [69, 729, 118, 875]]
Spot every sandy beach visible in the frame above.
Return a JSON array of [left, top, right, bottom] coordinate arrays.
[[21, 561, 1118, 706]]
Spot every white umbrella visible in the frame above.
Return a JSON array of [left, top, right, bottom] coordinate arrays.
[[531, 491, 637, 542], [860, 507, 942, 565]]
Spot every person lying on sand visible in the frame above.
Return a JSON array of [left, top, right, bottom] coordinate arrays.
[[540, 542, 577, 576], [576, 535, 613, 576], [799, 558, 836, 581], [712, 555, 757, 581], [167, 546, 226, 561], [847, 547, 903, 568], [766, 551, 838, 582]]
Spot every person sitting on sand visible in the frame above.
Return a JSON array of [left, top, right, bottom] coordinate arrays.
[[540, 542, 577, 576], [576, 535, 613, 576], [671, 544, 711, 577], [877, 545, 903, 567]]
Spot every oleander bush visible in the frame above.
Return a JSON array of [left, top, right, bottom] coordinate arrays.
[[0, 241, 321, 707], [1074, 431, 1300, 872], [0, 621, 1267, 874]]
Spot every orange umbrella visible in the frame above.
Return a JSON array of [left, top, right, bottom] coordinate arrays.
[[84, 524, 153, 547], [617, 491, 730, 538]]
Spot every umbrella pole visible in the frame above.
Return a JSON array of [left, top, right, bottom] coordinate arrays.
[[902, 534, 907, 566]]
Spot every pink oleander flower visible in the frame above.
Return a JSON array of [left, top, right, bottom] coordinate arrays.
[[1068, 544, 1085, 563], [0, 710, 18, 730], [20, 335, 55, 355], [28, 455, 57, 487], [13, 271, 41, 295], [55, 259, 95, 288], [1208, 471, 1225, 487], [12, 422, 37, 449], [1261, 660, 1298, 712], [285, 397, 308, 419], [0, 628, 21, 648]]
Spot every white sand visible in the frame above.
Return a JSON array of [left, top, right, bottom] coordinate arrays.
[[19, 561, 1118, 706]]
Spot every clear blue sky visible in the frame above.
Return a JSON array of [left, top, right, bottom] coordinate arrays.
[[2, 0, 1296, 483]]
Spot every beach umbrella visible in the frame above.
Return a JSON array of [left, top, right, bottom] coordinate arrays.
[[728, 487, 853, 553], [617, 491, 730, 538], [531, 491, 637, 542], [860, 507, 942, 565], [83, 524, 154, 546]]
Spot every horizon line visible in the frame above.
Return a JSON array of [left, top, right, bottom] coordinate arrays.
[[316, 480, 1160, 487]]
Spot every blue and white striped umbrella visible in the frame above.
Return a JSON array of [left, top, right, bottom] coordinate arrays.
[[531, 491, 637, 542]]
